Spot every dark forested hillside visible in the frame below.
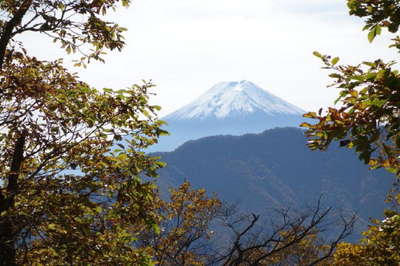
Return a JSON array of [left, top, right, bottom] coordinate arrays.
[[155, 127, 394, 236]]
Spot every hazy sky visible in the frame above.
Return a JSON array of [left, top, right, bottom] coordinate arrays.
[[22, 0, 398, 117]]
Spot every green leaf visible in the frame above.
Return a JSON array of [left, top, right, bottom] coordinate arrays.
[[329, 73, 341, 78], [48, 223, 57, 230], [152, 223, 161, 235], [368, 29, 376, 43], [158, 129, 169, 136], [313, 51, 322, 58], [303, 112, 317, 118], [368, 25, 381, 43], [300, 122, 313, 128], [331, 57, 340, 65]]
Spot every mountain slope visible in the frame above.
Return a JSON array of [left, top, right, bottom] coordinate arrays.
[[154, 127, 394, 238], [152, 81, 306, 151]]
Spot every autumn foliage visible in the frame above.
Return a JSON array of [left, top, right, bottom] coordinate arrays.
[[0, 0, 167, 264]]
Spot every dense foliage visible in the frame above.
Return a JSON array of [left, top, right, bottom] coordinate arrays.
[[0, 52, 166, 264], [0, 0, 167, 264]]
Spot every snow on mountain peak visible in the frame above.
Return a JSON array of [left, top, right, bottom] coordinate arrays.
[[165, 81, 305, 120]]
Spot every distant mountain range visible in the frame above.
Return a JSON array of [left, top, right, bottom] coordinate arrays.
[[145, 80, 392, 239], [151, 81, 306, 151], [154, 127, 394, 239]]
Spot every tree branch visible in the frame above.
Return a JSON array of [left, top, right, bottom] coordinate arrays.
[[0, 0, 33, 69]]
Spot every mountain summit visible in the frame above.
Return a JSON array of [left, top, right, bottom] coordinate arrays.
[[165, 80, 304, 120], [151, 81, 306, 152]]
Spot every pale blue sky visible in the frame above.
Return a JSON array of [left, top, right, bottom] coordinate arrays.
[[21, 0, 398, 117]]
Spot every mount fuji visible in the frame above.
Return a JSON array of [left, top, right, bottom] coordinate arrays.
[[151, 80, 307, 151]]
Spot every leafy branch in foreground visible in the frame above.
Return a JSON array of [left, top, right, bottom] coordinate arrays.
[[0, 0, 133, 68], [301, 0, 400, 264], [302, 54, 400, 174], [0, 50, 166, 265]]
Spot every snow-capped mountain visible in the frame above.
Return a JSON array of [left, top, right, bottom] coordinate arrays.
[[150, 81, 307, 152], [165, 80, 304, 120]]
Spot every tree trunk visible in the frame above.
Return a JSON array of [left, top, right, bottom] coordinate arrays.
[[0, 133, 26, 265], [0, 0, 32, 69], [0, 219, 17, 266]]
